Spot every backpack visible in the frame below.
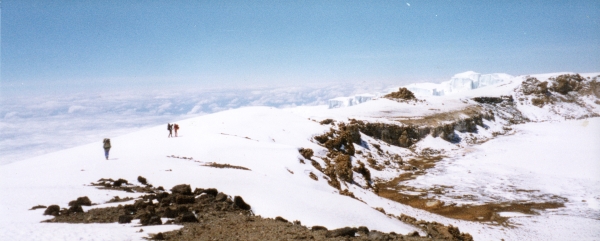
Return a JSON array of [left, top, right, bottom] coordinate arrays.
[[103, 138, 111, 149]]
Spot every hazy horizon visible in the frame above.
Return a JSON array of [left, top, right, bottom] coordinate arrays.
[[2, 1, 599, 95]]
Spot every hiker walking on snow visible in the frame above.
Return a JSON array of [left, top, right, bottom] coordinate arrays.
[[168, 123, 173, 138], [103, 138, 111, 160], [174, 123, 179, 137]]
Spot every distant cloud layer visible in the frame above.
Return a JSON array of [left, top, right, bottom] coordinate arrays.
[[0, 82, 395, 164]]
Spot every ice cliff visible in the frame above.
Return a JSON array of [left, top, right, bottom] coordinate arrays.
[[328, 71, 513, 108], [328, 93, 376, 108], [407, 71, 513, 97]]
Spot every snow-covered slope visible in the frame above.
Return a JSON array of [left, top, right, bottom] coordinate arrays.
[[1, 71, 599, 241]]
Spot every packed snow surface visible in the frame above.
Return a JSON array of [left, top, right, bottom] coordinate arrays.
[[1, 71, 600, 240]]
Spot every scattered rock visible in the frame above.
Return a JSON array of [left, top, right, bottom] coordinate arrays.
[[180, 212, 199, 223], [311, 226, 328, 231], [275, 216, 288, 223], [140, 215, 162, 226], [326, 227, 357, 238], [309, 172, 318, 181], [175, 195, 195, 204], [68, 196, 92, 206], [233, 196, 251, 210], [202, 188, 218, 197], [137, 176, 148, 185], [151, 232, 165, 240], [118, 215, 133, 224], [68, 205, 84, 213], [113, 179, 128, 187], [30, 205, 47, 210], [215, 192, 227, 202], [319, 119, 334, 125], [162, 207, 178, 218], [299, 148, 314, 160], [43, 205, 60, 216], [171, 184, 192, 195], [384, 87, 416, 101]]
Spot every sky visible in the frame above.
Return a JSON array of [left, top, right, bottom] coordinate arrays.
[[1, 1, 599, 163], [2, 0, 599, 95]]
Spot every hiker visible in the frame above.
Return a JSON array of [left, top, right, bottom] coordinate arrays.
[[168, 123, 173, 138], [103, 138, 111, 160], [174, 123, 179, 137]]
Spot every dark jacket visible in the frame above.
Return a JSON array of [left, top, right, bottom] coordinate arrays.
[[103, 139, 111, 149]]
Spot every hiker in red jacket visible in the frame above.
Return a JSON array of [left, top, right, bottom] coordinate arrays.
[[174, 124, 179, 137]]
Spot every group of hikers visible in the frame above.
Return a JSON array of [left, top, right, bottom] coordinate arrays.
[[101, 122, 181, 160], [167, 123, 180, 138]]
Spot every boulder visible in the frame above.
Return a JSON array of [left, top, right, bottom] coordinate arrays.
[[152, 232, 165, 240], [68, 205, 84, 213], [137, 176, 148, 185], [179, 212, 199, 223], [68, 196, 92, 206], [215, 192, 227, 202], [162, 207, 178, 218], [170, 184, 192, 195], [233, 196, 251, 210], [141, 214, 162, 226], [118, 215, 133, 224], [201, 188, 218, 196], [311, 226, 328, 231], [175, 195, 195, 204], [326, 227, 357, 237], [113, 178, 128, 187], [43, 205, 60, 216]]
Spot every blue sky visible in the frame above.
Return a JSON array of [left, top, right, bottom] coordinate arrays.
[[2, 0, 599, 94]]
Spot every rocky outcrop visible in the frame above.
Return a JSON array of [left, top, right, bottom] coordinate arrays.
[[384, 87, 416, 101]]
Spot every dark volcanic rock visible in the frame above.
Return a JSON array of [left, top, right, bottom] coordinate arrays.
[[275, 216, 288, 223], [137, 176, 148, 185], [215, 192, 227, 202], [180, 212, 199, 223], [326, 227, 357, 238], [233, 196, 251, 210], [152, 232, 165, 240], [175, 195, 195, 204], [118, 215, 133, 224], [170, 184, 192, 195], [68, 205, 84, 213], [311, 226, 328, 231], [113, 178, 128, 187], [162, 207, 178, 218], [30, 205, 47, 210], [68, 196, 92, 206], [141, 214, 163, 226], [202, 188, 218, 196], [44, 205, 60, 216]]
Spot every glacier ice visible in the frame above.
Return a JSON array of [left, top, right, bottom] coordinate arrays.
[[328, 93, 376, 109], [329, 71, 513, 108], [410, 71, 513, 97]]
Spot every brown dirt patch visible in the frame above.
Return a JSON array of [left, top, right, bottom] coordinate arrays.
[[376, 176, 565, 225]]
